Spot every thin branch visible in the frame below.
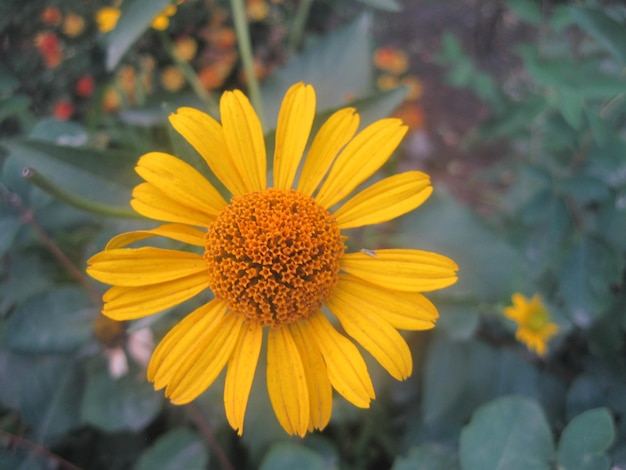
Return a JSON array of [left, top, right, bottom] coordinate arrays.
[[185, 403, 234, 470], [0, 428, 83, 470]]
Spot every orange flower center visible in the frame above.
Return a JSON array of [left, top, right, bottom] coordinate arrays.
[[205, 189, 344, 327]]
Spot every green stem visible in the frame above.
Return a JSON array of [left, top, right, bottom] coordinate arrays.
[[23, 168, 145, 220], [160, 32, 219, 116], [230, 0, 264, 122], [287, 0, 314, 53]]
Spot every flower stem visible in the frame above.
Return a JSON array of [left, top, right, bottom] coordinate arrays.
[[230, 0, 264, 122], [287, 0, 314, 53], [0, 428, 82, 470], [22, 167, 145, 220], [186, 403, 234, 470]]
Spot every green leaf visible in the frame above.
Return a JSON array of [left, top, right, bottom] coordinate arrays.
[[557, 90, 585, 129], [0, 353, 83, 438], [459, 396, 554, 470], [586, 109, 613, 148], [259, 443, 331, 470], [392, 443, 458, 470], [0, 254, 54, 315], [0, 95, 31, 123], [3, 140, 140, 206], [261, 14, 373, 128], [29, 118, 88, 146], [570, 6, 626, 64], [507, 0, 543, 24], [435, 304, 479, 341], [558, 236, 623, 328], [4, 287, 95, 353], [133, 429, 209, 470], [398, 189, 531, 302], [0, 213, 21, 258], [566, 376, 606, 421], [81, 368, 162, 432], [561, 176, 611, 206], [557, 408, 615, 470], [106, 0, 174, 70]]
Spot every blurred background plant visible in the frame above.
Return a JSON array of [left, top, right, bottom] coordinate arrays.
[[1, 0, 625, 469]]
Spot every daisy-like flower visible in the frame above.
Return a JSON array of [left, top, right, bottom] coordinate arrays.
[[86, 82, 458, 436], [504, 293, 559, 357]]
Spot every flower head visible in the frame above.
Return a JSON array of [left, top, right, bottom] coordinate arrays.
[[87, 82, 458, 436], [504, 293, 559, 356], [96, 7, 121, 33]]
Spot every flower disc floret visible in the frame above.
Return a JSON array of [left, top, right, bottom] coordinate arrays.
[[205, 189, 344, 327]]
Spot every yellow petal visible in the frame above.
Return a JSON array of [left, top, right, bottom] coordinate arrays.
[[220, 90, 266, 192], [289, 322, 332, 431], [101, 272, 211, 320], [87, 247, 207, 286], [297, 107, 359, 196], [135, 152, 227, 217], [169, 107, 249, 196], [334, 172, 432, 229], [148, 299, 228, 387], [273, 83, 315, 190], [306, 311, 375, 408], [334, 275, 438, 330], [327, 291, 412, 380], [132, 183, 216, 227], [341, 249, 458, 292], [166, 313, 241, 404], [315, 118, 407, 208], [224, 322, 263, 436], [105, 224, 206, 249], [266, 327, 310, 437]]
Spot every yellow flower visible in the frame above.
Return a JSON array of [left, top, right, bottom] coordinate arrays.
[[86, 82, 458, 437], [96, 7, 121, 33], [160, 66, 185, 92], [504, 293, 559, 356], [151, 4, 177, 30], [63, 13, 86, 37]]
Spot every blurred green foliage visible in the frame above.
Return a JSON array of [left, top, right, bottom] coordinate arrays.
[[1, 0, 625, 469]]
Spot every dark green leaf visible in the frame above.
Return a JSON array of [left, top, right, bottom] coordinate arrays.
[[81, 368, 161, 432], [566, 376, 606, 421], [0, 95, 31, 123], [557, 90, 585, 129], [133, 429, 209, 470], [4, 140, 140, 206], [585, 109, 613, 148], [507, 0, 543, 24], [4, 287, 96, 353], [106, 0, 174, 70], [561, 176, 611, 206], [570, 6, 626, 64], [261, 14, 372, 128], [0, 254, 55, 315], [259, 443, 330, 470], [558, 236, 623, 327], [0, 213, 21, 257], [557, 408, 615, 470], [392, 443, 458, 470], [0, 352, 83, 438], [459, 396, 554, 470]]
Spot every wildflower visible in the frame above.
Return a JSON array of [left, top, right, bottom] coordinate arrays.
[[42, 6, 62, 26], [96, 7, 121, 33], [374, 46, 409, 75], [102, 86, 122, 112], [53, 100, 74, 120], [504, 293, 559, 356], [247, 0, 269, 21], [377, 74, 399, 91], [151, 4, 179, 31], [393, 102, 425, 131], [63, 12, 85, 37], [86, 82, 458, 436], [198, 62, 231, 90], [35, 32, 63, 69], [160, 66, 185, 92], [174, 37, 198, 62], [75, 75, 95, 97]]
